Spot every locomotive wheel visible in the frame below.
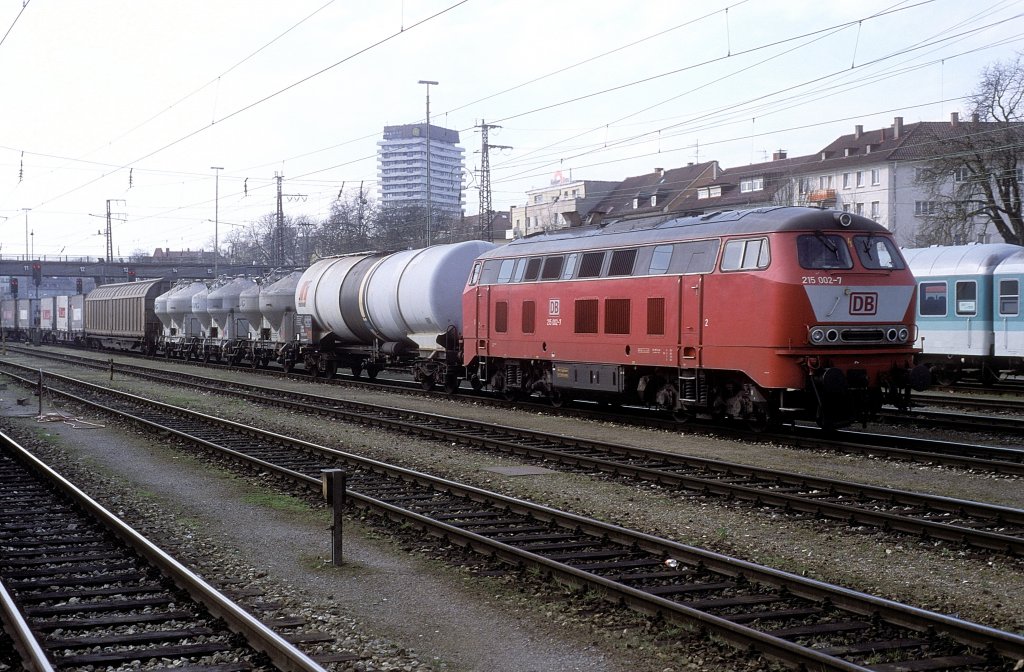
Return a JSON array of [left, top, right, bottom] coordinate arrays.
[[502, 386, 517, 402], [444, 376, 460, 395], [671, 407, 693, 423]]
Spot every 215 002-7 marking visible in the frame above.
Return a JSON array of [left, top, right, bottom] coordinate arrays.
[[802, 276, 843, 285]]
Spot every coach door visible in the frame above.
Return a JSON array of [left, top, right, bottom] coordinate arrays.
[[679, 274, 704, 365]]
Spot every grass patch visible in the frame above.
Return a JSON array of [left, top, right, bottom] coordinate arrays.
[[242, 491, 312, 515]]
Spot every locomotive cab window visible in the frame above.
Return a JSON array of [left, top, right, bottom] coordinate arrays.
[[999, 279, 1019, 316], [797, 234, 852, 270], [955, 281, 977, 316], [468, 262, 483, 286], [853, 235, 904, 270], [721, 238, 770, 271], [919, 282, 947, 316]]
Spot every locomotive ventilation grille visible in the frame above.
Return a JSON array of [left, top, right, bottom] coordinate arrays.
[[808, 324, 909, 345]]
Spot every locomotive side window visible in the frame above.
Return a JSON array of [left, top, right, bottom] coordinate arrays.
[[676, 240, 719, 274], [721, 238, 770, 271], [512, 258, 528, 283], [797, 234, 852, 270], [648, 245, 673, 274], [578, 252, 605, 278], [468, 262, 483, 286], [955, 281, 977, 316], [853, 235, 905, 270], [562, 253, 578, 280], [605, 298, 631, 334], [522, 300, 536, 333], [919, 282, 947, 316], [999, 279, 1019, 316], [497, 259, 515, 284], [574, 299, 599, 333], [647, 297, 665, 335], [523, 258, 543, 281], [494, 301, 509, 333], [541, 256, 564, 280], [608, 249, 637, 276]]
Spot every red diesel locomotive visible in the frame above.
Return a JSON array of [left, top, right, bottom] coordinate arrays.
[[456, 207, 929, 428]]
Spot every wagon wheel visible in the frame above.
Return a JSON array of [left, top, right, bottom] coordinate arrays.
[[350, 365, 362, 379], [420, 376, 435, 392], [549, 389, 568, 408], [671, 406, 693, 423], [324, 361, 338, 380], [282, 359, 294, 374], [444, 375, 460, 395], [251, 356, 261, 370], [469, 375, 484, 392]]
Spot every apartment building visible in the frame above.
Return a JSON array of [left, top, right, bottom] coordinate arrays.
[[377, 123, 465, 219]]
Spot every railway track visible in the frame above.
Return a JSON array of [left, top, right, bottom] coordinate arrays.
[[10, 345, 1024, 473], [3, 355, 1023, 558], [1, 364, 1022, 670], [0, 430, 328, 671]]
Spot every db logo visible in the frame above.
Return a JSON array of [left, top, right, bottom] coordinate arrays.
[[549, 299, 560, 316], [849, 292, 878, 315]]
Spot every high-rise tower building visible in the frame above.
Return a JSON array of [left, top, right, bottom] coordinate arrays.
[[377, 123, 465, 220]]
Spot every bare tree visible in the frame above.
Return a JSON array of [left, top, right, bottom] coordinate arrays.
[[917, 53, 1024, 245]]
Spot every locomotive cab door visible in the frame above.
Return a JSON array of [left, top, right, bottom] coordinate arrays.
[[679, 274, 704, 364], [474, 285, 491, 356]]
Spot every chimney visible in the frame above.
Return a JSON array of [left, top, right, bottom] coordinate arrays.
[[880, 128, 886, 141], [972, 113, 980, 123], [855, 125, 863, 138], [654, 167, 664, 177], [893, 116, 904, 138], [950, 111, 959, 127], [772, 149, 787, 160]]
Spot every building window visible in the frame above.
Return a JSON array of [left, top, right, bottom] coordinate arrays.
[[856, 171, 864, 187], [842, 173, 850, 189], [697, 188, 709, 200], [842, 203, 851, 212], [818, 175, 833, 189], [533, 194, 542, 203], [915, 201, 939, 216], [870, 201, 880, 221], [953, 166, 969, 182], [574, 299, 599, 334], [604, 299, 630, 335], [740, 177, 764, 193], [632, 197, 639, 209], [855, 202, 864, 216], [871, 168, 880, 185]]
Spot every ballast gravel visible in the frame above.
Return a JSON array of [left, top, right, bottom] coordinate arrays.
[[1, 351, 1022, 671]]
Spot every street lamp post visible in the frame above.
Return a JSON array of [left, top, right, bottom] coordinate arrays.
[[418, 80, 438, 246], [211, 166, 223, 276]]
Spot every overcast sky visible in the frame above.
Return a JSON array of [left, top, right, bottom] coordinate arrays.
[[0, 0, 1021, 260]]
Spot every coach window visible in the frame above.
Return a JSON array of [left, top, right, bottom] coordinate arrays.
[[561, 253, 578, 280], [578, 251, 605, 278], [721, 238, 771, 271], [797, 234, 851, 270], [919, 282, 947, 316], [955, 281, 977, 316], [497, 259, 515, 284], [1000, 279, 1019, 316], [649, 245, 673, 274], [853, 235, 905, 270], [541, 256, 564, 280]]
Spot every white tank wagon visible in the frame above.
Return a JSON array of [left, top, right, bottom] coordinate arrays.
[[293, 241, 495, 378]]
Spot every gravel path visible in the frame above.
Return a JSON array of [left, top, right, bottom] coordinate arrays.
[[1, 353, 1022, 670]]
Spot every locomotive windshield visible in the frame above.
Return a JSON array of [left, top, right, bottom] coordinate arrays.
[[797, 233, 852, 270], [853, 234, 905, 270]]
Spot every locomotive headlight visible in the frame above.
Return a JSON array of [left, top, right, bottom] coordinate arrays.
[[886, 328, 898, 342], [898, 327, 909, 343], [810, 327, 826, 344], [826, 329, 840, 343]]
